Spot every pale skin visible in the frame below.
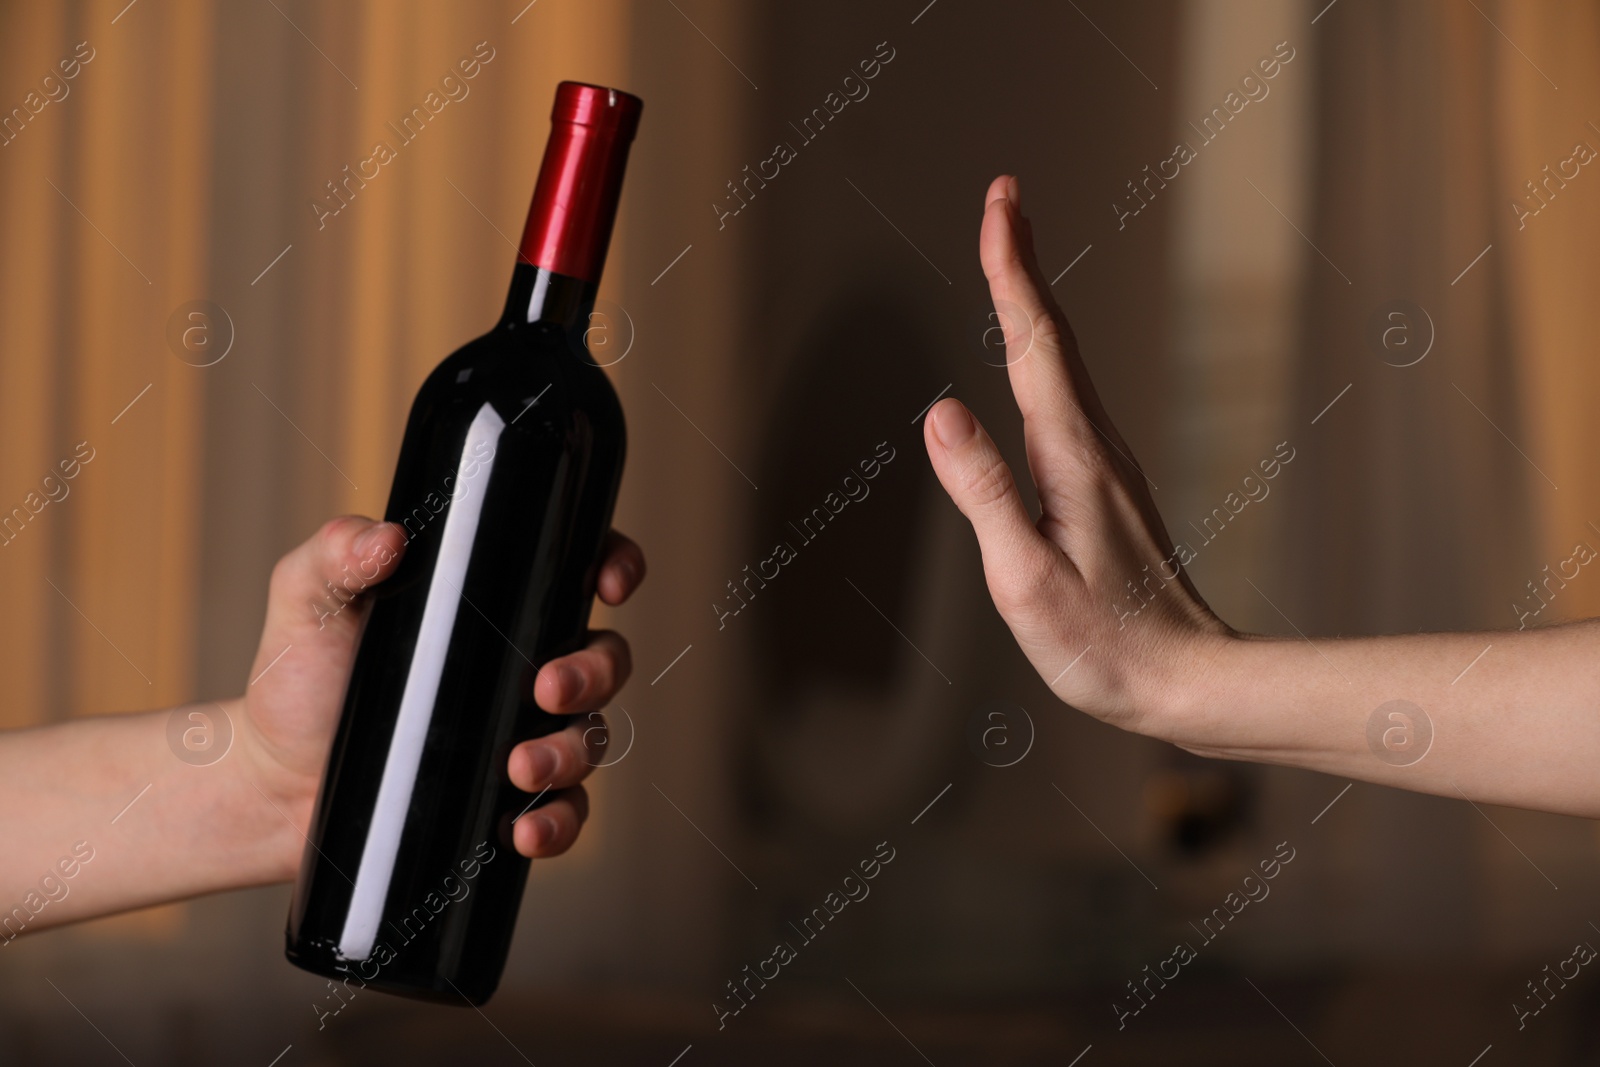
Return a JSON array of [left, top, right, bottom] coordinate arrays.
[[924, 174, 1600, 820], [0, 516, 643, 933]]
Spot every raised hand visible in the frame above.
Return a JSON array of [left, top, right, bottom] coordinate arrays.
[[922, 176, 1230, 741]]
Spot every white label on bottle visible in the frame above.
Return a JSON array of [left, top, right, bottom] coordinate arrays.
[[338, 401, 506, 961]]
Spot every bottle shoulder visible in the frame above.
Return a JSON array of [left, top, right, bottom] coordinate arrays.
[[411, 327, 624, 436]]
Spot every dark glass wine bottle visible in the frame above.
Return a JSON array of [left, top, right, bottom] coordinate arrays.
[[285, 81, 642, 1006]]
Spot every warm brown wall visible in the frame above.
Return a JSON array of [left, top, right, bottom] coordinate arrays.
[[723, 0, 1185, 994]]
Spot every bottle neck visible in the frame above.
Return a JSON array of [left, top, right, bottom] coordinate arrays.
[[498, 83, 639, 340], [499, 264, 597, 331]]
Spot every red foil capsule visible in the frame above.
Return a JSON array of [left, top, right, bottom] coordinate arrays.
[[517, 81, 643, 283]]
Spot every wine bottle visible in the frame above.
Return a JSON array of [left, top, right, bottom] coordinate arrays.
[[285, 81, 642, 1006]]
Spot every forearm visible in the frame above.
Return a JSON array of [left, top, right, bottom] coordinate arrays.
[[0, 697, 301, 938], [1168, 620, 1600, 817]]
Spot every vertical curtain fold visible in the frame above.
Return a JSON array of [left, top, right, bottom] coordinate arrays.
[[1496, 0, 1600, 618], [1288, 0, 1528, 637]]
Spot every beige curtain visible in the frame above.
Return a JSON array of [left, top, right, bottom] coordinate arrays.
[[1496, 0, 1600, 612], [1291, 0, 1521, 635], [0, 0, 656, 721], [1291, 0, 1600, 634], [1289, 0, 1600, 961], [0, 1, 214, 723]]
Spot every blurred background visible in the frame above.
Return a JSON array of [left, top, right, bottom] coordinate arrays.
[[3, 0, 1600, 1062]]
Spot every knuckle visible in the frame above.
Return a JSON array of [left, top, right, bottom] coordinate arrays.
[[1073, 438, 1118, 485], [317, 515, 368, 557], [316, 516, 351, 548], [988, 573, 1033, 616], [1030, 308, 1065, 352], [988, 543, 1057, 613], [962, 455, 1016, 511], [1051, 422, 1113, 484]]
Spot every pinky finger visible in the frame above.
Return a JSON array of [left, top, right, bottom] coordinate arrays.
[[596, 530, 646, 606], [512, 786, 590, 858]]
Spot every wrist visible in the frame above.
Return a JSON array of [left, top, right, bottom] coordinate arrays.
[[1146, 629, 1270, 756], [226, 697, 316, 883], [1155, 630, 1363, 768]]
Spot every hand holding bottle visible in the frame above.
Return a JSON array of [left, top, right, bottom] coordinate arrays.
[[0, 513, 644, 940], [238, 514, 646, 875]]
